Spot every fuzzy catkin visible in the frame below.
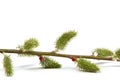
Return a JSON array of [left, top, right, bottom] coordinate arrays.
[[93, 48, 113, 58], [55, 30, 77, 51], [3, 55, 13, 76], [40, 57, 61, 68], [77, 58, 100, 72], [23, 38, 39, 50]]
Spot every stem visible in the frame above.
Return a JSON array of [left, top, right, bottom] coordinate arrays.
[[0, 49, 114, 61]]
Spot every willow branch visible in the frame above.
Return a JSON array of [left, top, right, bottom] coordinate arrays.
[[0, 49, 114, 61]]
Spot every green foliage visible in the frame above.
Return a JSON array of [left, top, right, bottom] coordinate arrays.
[[93, 48, 113, 58], [77, 58, 100, 73], [18, 38, 39, 56], [115, 49, 120, 59], [3, 55, 13, 76], [55, 30, 77, 51], [40, 57, 61, 68]]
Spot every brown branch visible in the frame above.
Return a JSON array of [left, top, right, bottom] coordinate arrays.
[[0, 49, 114, 61]]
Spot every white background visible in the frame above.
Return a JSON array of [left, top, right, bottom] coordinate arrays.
[[0, 0, 120, 80]]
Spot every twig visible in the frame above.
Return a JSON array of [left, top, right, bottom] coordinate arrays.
[[0, 49, 114, 61]]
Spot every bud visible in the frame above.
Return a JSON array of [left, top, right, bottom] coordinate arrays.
[[70, 56, 77, 61], [39, 56, 45, 62]]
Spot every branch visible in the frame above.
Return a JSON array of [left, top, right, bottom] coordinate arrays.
[[1, 31, 119, 76], [0, 49, 113, 61]]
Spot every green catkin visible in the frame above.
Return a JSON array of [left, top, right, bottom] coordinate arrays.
[[18, 38, 39, 56], [40, 57, 61, 68], [93, 48, 113, 58], [55, 30, 77, 51], [115, 49, 120, 59], [77, 58, 100, 73], [23, 38, 39, 50], [3, 55, 13, 76]]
